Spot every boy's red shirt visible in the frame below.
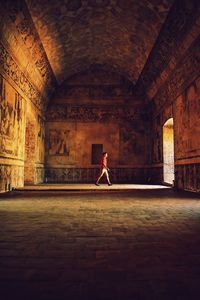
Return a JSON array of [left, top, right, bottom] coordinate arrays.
[[100, 156, 107, 169]]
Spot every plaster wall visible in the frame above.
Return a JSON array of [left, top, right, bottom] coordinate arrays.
[[174, 77, 200, 192], [0, 5, 47, 192], [45, 109, 147, 183], [150, 75, 200, 192], [0, 75, 45, 192], [44, 69, 148, 183], [46, 122, 119, 168]]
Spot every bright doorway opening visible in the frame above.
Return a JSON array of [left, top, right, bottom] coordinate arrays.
[[163, 118, 174, 185]]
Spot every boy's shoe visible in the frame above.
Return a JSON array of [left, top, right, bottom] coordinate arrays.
[[95, 183, 100, 186], [108, 183, 112, 186]]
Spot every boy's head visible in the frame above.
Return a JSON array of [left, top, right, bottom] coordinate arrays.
[[103, 152, 108, 157]]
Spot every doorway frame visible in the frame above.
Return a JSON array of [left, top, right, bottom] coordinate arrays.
[[163, 117, 175, 186]]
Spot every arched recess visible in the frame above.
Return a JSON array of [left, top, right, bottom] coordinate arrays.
[[163, 118, 174, 185]]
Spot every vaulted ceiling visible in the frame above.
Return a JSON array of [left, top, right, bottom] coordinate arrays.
[[25, 0, 174, 85]]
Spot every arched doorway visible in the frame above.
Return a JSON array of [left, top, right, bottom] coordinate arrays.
[[163, 118, 174, 185]]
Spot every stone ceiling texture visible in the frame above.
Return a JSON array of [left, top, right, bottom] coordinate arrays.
[[25, 0, 174, 85]]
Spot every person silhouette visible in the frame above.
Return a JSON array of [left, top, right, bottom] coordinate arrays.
[[95, 152, 112, 186]]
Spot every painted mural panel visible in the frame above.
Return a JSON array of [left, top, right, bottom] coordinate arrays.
[[46, 104, 140, 123], [0, 77, 25, 159], [48, 129, 70, 156], [175, 78, 200, 159], [46, 122, 120, 168], [37, 115, 45, 162], [151, 115, 162, 164], [0, 164, 24, 191], [45, 167, 147, 184], [119, 124, 146, 165]]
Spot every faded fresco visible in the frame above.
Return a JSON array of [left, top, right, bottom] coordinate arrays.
[[151, 115, 162, 164], [46, 104, 139, 123], [46, 122, 120, 169], [24, 114, 46, 184], [37, 115, 45, 162], [119, 124, 146, 165], [0, 165, 24, 191], [0, 75, 45, 191], [175, 78, 200, 159], [0, 77, 25, 159], [45, 167, 147, 184], [150, 77, 200, 191], [48, 129, 70, 156]]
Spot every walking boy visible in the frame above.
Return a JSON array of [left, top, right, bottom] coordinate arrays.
[[95, 152, 112, 186]]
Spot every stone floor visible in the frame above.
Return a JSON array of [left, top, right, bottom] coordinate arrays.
[[0, 188, 200, 300]]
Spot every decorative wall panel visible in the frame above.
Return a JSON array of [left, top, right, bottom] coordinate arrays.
[[46, 104, 141, 123], [136, 0, 200, 100], [153, 35, 200, 112], [45, 167, 148, 184], [0, 0, 57, 100], [0, 42, 44, 110], [48, 129, 70, 156], [0, 164, 24, 191], [149, 74, 200, 192], [0, 73, 45, 191], [174, 77, 200, 160], [175, 164, 200, 192], [0, 76, 25, 159]]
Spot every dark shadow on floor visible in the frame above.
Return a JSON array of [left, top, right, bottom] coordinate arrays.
[[0, 190, 200, 299]]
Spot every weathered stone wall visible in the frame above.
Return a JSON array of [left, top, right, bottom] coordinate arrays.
[[45, 167, 148, 184], [0, 2, 49, 192], [0, 75, 25, 191], [149, 53, 200, 192], [45, 103, 148, 183], [147, 103, 173, 184], [24, 112, 45, 185], [1, 0, 199, 191], [173, 77, 200, 192], [45, 70, 148, 183], [133, 1, 200, 192], [0, 164, 24, 192], [0, 74, 45, 192]]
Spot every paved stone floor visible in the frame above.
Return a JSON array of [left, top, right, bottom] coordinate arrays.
[[0, 188, 200, 300]]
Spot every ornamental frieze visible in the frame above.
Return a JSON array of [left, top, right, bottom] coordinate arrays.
[[46, 104, 142, 123], [0, 42, 44, 110]]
